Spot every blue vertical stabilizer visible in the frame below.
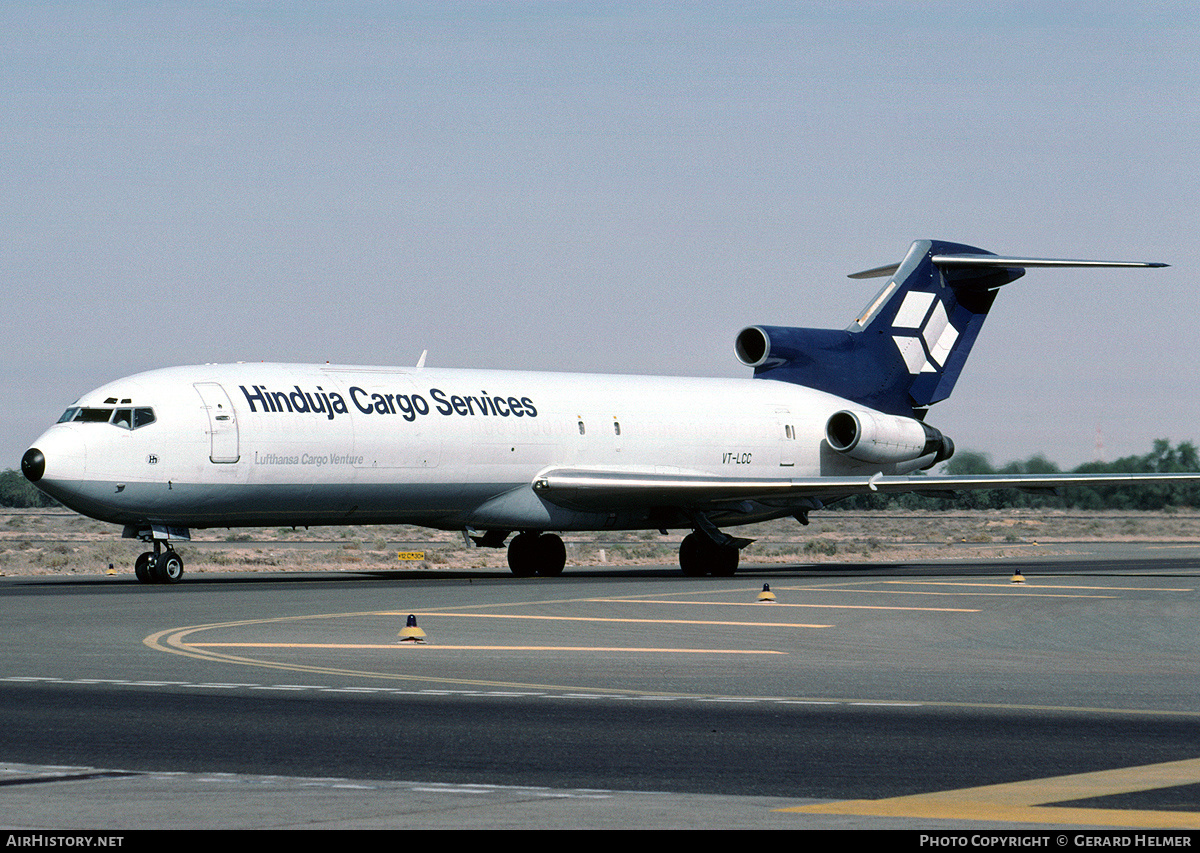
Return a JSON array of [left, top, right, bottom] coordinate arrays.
[[734, 240, 1165, 417]]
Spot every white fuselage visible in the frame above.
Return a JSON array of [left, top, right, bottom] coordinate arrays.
[[26, 362, 893, 533]]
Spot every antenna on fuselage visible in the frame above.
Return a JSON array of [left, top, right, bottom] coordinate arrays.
[[416, 349, 427, 369]]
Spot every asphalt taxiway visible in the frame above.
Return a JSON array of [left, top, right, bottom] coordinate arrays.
[[3, 547, 1200, 829]]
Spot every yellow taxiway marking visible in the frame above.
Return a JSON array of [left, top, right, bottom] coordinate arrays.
[[760, 582, 1129, 598], [415, 612, 832, 629], [883, 580, 1193, 593], [781, 756, 1200, 828], [762, 586, 1114, 599], [589, 598, 979, 613], [146, 619, 1200, 715], [187, 643, 785, 654]]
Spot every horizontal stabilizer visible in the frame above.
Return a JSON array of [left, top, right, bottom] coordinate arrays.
[[848, 263, 903, 280], [850, 254, 1167, 279], [930, 254, 1167, 270]]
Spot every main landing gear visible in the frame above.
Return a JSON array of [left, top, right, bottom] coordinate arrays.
[[488, 525, 745, 578], [134, 544, 185, 584], [506, 532, 567, 577], [678, 531, 739, 577]]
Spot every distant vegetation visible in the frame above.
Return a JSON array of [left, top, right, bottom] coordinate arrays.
[[0, 469, 57, 508], [2, 438, 1197, 511], [839, 439, 1200, 511]]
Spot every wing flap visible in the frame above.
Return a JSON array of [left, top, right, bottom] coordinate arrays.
[[532, 468, 1200, 512]]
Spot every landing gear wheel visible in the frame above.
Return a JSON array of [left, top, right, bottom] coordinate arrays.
[[507, 533, 538, 577], [679, 533, 708, 576], [708, 543, 739, 577], [533, 534, 566, 577], [134, 552, 154, 584], [151, 550, 185, 584], [678, 532, 740, 577], [508, 532, 567, 577]]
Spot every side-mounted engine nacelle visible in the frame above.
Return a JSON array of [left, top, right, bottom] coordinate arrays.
[[825, 409, 954, 470], [735, 325, 798, 369]]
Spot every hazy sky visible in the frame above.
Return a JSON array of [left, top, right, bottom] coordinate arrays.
[[4, 1, 1197, 471]]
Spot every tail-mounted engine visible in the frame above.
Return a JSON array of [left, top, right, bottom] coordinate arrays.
[[825, 409, 954, 470]]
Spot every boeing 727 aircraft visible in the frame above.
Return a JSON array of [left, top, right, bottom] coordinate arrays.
[[20, 239, 1199, 582]]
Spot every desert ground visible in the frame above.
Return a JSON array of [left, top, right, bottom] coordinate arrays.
[[3, 507, 1198, 577]]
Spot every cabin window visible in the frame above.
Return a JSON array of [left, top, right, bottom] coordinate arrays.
[[578, 419, 586, 435], [613, 420, 621, 436]]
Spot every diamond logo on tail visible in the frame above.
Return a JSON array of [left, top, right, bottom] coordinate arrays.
[[891, 291, 959, 375]]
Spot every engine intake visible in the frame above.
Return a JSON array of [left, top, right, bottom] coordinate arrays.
[[734, 326, 771, 367], [825, 410, 954, 468]]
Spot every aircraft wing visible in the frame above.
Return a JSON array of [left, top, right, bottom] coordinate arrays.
[[532, 468, 1200, 511]]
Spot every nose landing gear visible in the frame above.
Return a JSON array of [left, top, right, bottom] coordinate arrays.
[[133, 543, 185, 584], [125, 525, 190, 584]]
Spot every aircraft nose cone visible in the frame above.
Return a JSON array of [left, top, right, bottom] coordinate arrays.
[[21, 448, 45, 483]]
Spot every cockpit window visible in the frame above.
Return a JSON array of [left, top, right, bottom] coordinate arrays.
[[77, 408, 114, 423], [57, 406, 156, 429]]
